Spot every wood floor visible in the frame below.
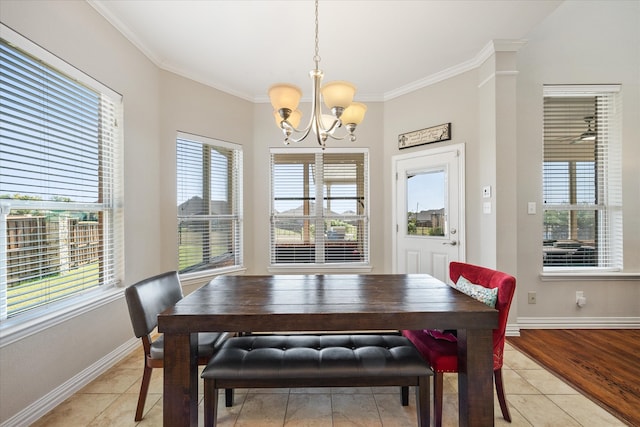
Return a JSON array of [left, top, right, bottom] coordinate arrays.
[[507, 329, 640, 427]]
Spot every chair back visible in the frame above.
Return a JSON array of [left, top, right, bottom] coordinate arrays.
[[449, 262, 516, 370], [125, 271, 184, 338]]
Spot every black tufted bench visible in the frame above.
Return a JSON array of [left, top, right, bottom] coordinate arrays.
[[201, 334, 432, 426]]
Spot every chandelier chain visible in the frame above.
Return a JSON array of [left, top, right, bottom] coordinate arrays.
[[268, 0, 365, 147], [313, 0, 320, 67]]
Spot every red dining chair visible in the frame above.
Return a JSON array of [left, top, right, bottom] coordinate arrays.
[[402, 262, 516, 426], [125, 271, 234, 421]]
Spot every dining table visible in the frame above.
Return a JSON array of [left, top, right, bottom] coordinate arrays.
[[158, 274, 498, 427]]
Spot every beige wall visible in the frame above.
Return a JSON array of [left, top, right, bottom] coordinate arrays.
[[514, 0, 640, 323], [0, 0, 638, 423], [0, 0, 166, 285], [383, 70, 479, 271], [251, 100, 386, 274], [157, 71, 254, 277], [1, 0, 163, 421], [383, 2, 639, 328]]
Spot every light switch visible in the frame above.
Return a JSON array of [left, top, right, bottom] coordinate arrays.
[[527, 202, 536, 215], [483, 201, 491, 214], [482, 186, 491, 198]]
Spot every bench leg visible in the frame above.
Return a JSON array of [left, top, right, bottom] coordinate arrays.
[[416, 376, 430, 427], [204, 380, 219, 427], [225, 388, 234, 407], [401, 385, 409, 406]]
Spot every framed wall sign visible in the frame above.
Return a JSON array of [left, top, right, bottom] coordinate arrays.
[[398, 122, 451, 149]]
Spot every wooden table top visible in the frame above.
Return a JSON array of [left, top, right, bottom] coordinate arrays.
[[158, 274, 498, 333]]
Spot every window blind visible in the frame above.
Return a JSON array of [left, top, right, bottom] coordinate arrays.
[[270, 149, 369, 265], [177, 134, 243, 274], [542, 85, 622, 269], [0, 33, 123, 319]]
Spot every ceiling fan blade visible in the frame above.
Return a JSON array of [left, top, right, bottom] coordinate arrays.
[[546, 134, 581, 142]]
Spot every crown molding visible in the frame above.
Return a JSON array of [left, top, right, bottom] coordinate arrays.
[[383, 39, 527, 101], [87, 0, 162, 66], [81, 9, 530, 105]]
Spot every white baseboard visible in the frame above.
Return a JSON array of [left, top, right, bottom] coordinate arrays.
[[502, 317, 640, 338], [516, 316, 640, 329], [506, 323, 521, 337], [1, 337, 139, 427]]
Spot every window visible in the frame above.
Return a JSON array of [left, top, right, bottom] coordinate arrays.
[[270, 148, 369, 266], [176, 133, 243, 274], [0, 30, 123, 320], [542, 85, 622, 270], [407, 170, 446, 236]]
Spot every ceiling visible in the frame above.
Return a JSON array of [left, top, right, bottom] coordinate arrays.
[[88, 0, 563, 103]]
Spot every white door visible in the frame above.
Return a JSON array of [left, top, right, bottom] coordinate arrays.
[[392, 143, 465, 283]]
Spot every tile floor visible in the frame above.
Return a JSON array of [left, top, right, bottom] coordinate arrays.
[[31, 342, 626, 426]]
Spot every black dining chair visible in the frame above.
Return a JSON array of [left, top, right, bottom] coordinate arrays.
[[124, 271, 233, 421]]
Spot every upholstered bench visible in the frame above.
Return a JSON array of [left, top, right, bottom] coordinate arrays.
[[201, 334, 432, 427]]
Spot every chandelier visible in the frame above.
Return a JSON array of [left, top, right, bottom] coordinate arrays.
[[268, 0, 367, 148]]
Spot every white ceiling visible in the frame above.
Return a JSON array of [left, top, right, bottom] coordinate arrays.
[[88, 0, 563, 103]]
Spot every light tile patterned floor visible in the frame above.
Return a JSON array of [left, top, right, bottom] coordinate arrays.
[[31, 343, 625, 426]]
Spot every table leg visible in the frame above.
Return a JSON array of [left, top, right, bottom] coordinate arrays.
[[163, 332, 198, 427], [457, 328, 495, 427]]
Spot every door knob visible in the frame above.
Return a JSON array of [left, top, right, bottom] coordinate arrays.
[[442, 241, 457, 246]]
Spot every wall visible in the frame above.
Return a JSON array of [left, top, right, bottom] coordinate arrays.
[[0, 0, 638, 424], [0, 0, 167, 285], [157, 71, 254, 278], [383, 71, 479, 272], [383, 1, 639, 328], [0, 1, 164, 423], [251, 100, 387, 274], [515, 0, 640, 326]]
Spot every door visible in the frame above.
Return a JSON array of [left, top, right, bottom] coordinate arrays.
[[392, 143, 465, 283]]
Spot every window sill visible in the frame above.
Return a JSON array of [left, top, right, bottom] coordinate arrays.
[[268, 264, 373, 274], [540, 271, 640, 281], [0, 285, 123, 348], [180, 266, 247, 288]]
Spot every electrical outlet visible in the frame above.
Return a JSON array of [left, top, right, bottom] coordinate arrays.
[[528, 291, 537, 304]]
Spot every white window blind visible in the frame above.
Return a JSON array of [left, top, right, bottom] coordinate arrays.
[[542, 85, 622, 270], [270, 149, 369, 265], [0, 31, 123, 320], [177, 134, 243, 274]]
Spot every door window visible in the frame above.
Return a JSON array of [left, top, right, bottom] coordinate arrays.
[[406, 169, 446, 237]]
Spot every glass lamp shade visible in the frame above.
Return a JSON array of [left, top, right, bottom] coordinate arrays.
[[340, 102, 367, 125], [322, 114, 338, 134], [268, 84, 302, 111], [321, 81, 356, 110], [274, 109, 302, 129]]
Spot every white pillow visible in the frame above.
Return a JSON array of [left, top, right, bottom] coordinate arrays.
[[453, 276, 498, 308]]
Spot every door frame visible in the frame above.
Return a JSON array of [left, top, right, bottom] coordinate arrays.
[[391, 142, 466, 274]]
